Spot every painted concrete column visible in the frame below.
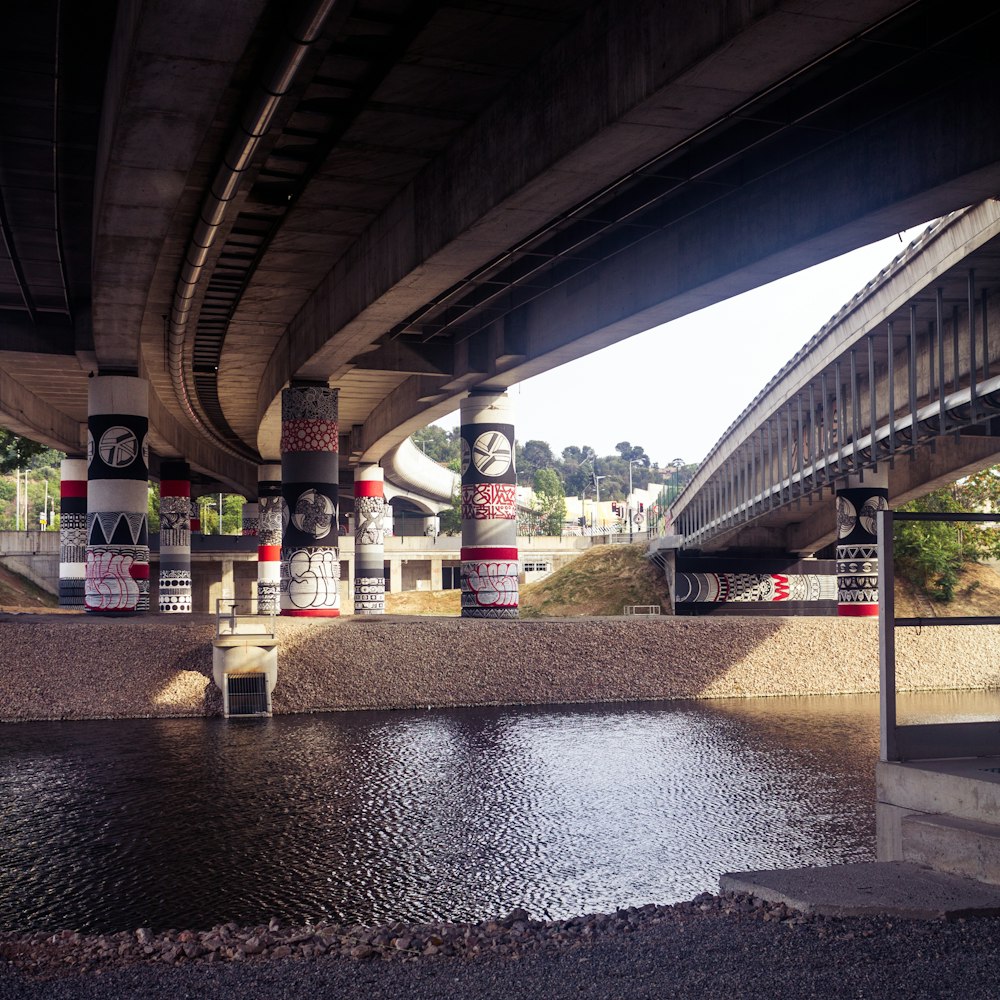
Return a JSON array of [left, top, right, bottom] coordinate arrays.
[[85, 374, 149, 614], [354, 465, 385, 615], [190, 499, 201, 535], [257, 463, 281, 614], [460, 391, 519, 618], [58, 456, 87, 608], [158, 460, 191, 613], [242, 502, 259, 536], [836, 471, 889, 616], [280, 384, 340, 617]]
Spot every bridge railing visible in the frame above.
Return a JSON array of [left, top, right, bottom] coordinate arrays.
[[672, 228, 1000, 549]]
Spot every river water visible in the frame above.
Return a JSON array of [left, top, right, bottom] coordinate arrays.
[[0, 691, 995, 934]]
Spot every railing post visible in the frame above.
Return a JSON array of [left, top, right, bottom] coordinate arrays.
[[878, 508, 897, 762]]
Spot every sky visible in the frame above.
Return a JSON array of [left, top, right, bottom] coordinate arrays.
[[434, 221, 931, 470]]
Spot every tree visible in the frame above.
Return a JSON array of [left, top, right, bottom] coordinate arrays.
[[894, 471, 1000, 602], [412, 426, 460, 469], [439, 490, 462, 535], [517, 439, 555, 483], [533, 467, 567, 536], [615, 441, 650, 467], [0, 430, 57, 475]]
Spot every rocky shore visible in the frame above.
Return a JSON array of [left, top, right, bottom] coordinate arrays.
[[1, 613, 999, 722], [7, 893, 1000, 1000], [0, 894, 910, 977]]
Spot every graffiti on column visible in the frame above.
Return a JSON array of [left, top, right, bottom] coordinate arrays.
[[85, 377, 149, 614], [159, 463, 191, 613], [257, 467, 282, 615], [354, 469, 386, 615], [460, 394, 519, 619], [836, 487, 888, 616], [280, 386, 340, 616], [58, 458, 87, 608]]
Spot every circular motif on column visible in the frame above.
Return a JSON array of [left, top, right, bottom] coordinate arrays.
[[291, 489, 334, 539], [98, 426, 139, 468], [472, 431, 512, 477], [87, 431, 94, 466], [836, 495, 857, 539], [460, 438, 471, 476], [859, 494, 889, 536]]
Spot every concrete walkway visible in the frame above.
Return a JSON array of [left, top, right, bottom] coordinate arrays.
[[720, 860, 1000, 918]]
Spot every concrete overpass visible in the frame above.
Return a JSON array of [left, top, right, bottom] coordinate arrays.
[[4, 0, 1000, 497], [662, 199, 1000, 615], [670, 200, 1000, 555]]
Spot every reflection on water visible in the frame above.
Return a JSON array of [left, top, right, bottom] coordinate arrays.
[[0, 691, 983, 934]]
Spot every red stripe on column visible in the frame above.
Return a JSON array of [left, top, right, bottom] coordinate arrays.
[[282, 609, 341, 618], [61, 481, 87, 498], [129, 564, 150, 580], [258, 544, 282, 561], [461, 546, 519, 561], [161, 480, 191, 497], [353, 480, 384, 498], [838, 604, 879, 617]]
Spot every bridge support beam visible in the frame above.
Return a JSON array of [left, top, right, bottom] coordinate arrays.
[[85, 374, 149, 614], [280, 384, 340, 617], [257, 463, 281, 614], [836, 471, 889, 617], [459, 391, 518, 618], [158, 461, 191, 613], [353, 465, 386, 615], [58, 457, 87, 608]]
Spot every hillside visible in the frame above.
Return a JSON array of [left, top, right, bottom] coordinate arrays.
[[518, 542, 670, 617], [0, 564, 58, 611]]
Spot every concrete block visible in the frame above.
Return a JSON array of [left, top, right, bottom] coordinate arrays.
[[902, 813, 1000, 886], [877, 759, 1000, 825]]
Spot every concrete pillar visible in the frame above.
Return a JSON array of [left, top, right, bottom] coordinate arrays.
[[190, 499, 201, 534], [353, 465, 386, 615], [459, 391, 518, 618], [388, 555, 402, 593], [85, 374, 149, 614], [158, 460, 191, 613], [836, 471, 889, 616], [430, 556, 443, 590], [384, 504, 394, 538], [241, 502, 258, 536], [257, 463, 281, 614], [280, 383, 339, 617], [58, 456, 87, 608]]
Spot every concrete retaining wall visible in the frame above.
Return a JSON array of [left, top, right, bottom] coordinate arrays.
[[1, 615, 999, 722]]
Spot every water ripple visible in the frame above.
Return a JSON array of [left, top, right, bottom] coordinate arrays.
[[0, 691, 959, 933]]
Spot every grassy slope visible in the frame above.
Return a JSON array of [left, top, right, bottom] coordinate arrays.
[[518, 542, 671, 618], [0, 563, 58, 610]]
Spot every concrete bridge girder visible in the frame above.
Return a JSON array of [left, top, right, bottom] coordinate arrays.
[[249, 0, 940, 463]]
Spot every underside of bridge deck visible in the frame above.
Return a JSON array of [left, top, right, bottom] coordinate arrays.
[[3, 1, 1000, 499]]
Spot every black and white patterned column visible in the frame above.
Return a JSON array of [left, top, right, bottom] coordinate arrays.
[[58, 457, 87, 608], [460, 391, 519, 618], [280, 384, 340, 617], [353, 465, 385, 614], [836, 473, 889, 617], [242, 502, 259, 537], [85, 375, 149, 614], [257, 463, 281, 615], [158, 461, 191, 613]]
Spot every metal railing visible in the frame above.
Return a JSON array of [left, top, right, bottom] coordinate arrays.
[[214, 597, 276, 639], [878, 509, 1000, 762]]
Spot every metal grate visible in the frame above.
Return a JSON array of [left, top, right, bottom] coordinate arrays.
[[226, 674, 269, 717]]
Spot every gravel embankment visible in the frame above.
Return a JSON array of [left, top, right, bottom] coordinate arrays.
[[1, 615, 999, 721], [4, 895, 1000, 998]]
